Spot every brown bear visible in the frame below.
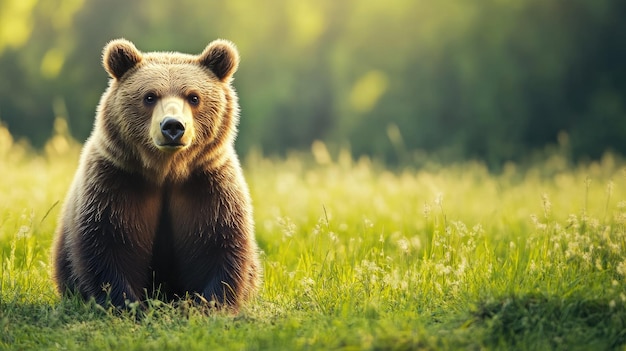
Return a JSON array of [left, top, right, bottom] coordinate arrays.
[[51, 38, 260, 312]]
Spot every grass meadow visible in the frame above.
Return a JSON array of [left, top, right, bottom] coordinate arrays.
[[1, 123, 626, 350]]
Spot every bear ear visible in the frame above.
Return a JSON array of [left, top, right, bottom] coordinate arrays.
[[199, 39, 240, 82], [103, 39, 142, 79]]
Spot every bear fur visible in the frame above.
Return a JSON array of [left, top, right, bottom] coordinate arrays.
[[51, 39, 260, 312]]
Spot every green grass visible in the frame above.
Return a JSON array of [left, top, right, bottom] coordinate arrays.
[[1, 126, 626, 350]]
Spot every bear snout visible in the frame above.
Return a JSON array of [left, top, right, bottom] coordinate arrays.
[[160, 117, 186, 145]]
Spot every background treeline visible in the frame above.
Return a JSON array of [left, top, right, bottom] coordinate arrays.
[[0, 0, 624, 165]]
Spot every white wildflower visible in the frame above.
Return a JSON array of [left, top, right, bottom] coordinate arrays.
[[617, 260, 626, 276], [595, 259, 603, 271], [277, 216, 296, 239], [300, 277, 315, 288], [423, 203, 432, 218], [471, 224, 484, 236], [17, 225, 31, 239], [397, 238, 410, 254], [328, 231, 338, 243], [529, 260, 537, 273], [530, 214, 547, 230], [434, 193, 443, 208], [435, 263, 452, 275], [607, 181, 614, 197], [581, 252, 592, 265], [300, 277, 316, 295], [455, 259, 467, 277]]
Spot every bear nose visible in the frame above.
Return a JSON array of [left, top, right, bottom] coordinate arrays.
[[160, 117, 185, 144]]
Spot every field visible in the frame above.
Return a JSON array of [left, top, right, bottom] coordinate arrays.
[[1, 125, 626, 350]]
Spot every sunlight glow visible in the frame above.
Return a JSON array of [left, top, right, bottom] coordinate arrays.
[[0, 0, 38, 53], [40, 48, 65, 79], [349, 70, 389, 113]]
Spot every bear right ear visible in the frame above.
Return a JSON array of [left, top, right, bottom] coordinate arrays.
[[103, 39, 142, 79], [199, 39, 240, 82]]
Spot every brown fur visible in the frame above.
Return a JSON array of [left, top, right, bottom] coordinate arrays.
[[51, 39, 260, 312]]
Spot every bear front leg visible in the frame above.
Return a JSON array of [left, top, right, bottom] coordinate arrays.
[[172, 239, 255, 311], [70, 206, 154, 308], [64, 163, 161, 308], [199, 245, 255, 310], [167, 172, 259, 311]]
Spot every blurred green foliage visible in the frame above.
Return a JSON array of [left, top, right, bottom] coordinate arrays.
[[0, 0, 624, 165]]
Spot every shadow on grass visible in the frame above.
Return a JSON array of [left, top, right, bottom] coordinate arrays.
[[470, 293, 626, 349], [0, 295, 214, 349], [1, 295, 114, 325], [0, 297, 105, 347]]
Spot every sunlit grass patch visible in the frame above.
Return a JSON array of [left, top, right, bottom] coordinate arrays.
[[1, 136, 626, 349]]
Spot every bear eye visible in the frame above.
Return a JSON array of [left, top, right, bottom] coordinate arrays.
[[144, 93, 158, 106], [188, 94, 200, 106]]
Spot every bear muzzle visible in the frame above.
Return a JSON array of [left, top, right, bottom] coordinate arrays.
[[150, 97, 194, 151]]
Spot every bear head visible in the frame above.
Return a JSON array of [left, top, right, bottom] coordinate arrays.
[[94, 39, 240, 183]]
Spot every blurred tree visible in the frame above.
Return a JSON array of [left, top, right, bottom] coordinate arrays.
[[0, 0, 624, 165]]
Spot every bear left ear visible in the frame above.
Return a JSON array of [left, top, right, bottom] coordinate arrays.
[[199, 39, 240, 82], [103, 39, 143, 79]]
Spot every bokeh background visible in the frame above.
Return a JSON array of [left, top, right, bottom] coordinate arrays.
[[0, 0, 624, 166]]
